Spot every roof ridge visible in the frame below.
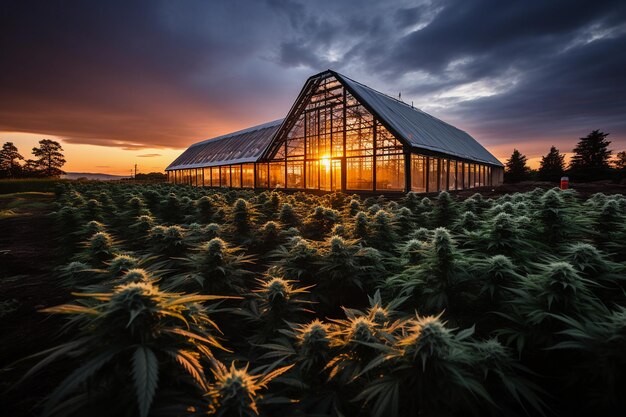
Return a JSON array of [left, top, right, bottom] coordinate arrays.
[[190, 118, 284, 148]]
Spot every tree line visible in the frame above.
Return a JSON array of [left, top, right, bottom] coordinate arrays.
[[0, 139, 66, 179], [505, 130, 626, 183]]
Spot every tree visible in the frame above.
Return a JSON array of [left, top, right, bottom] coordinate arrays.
[[613, 151, 626, 170], [23, 159, 43, 177], [0, 142, 24, 178], [504, 149, 530, 183], [538, 146, 565, 182], [568, 130, 612, 181], [32, 139, 66, 177]]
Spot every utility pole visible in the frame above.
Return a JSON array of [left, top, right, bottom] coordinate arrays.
[[134, 164, 137, 179]]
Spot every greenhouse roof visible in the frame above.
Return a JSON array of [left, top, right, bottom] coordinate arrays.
[[333, 71, 503, 166], [165, 119, 283, 170]]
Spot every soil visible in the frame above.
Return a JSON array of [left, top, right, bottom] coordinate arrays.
[[0, 193, 71, 417], [455, 179, 626, 199]]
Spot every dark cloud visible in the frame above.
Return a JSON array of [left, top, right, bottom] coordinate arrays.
[[137, 153, 162, 158], [0, 0, 624, 157]]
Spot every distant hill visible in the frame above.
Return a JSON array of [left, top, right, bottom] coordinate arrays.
[[62, 172, 131, 181]]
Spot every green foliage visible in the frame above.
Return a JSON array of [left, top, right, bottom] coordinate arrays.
[[538, 146, 565, 182], [569, 130, 613, 181], [504, 149, 530, 183], [13, 183, 626, 417], [21, 282, 228, 416]]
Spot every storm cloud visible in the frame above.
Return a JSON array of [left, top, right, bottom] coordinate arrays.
[[1, 0, 624, 158]]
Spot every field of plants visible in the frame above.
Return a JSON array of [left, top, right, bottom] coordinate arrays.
[[2, 182, 626, 417]]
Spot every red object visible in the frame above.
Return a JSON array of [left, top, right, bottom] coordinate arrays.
[[560, 176, 569, 190]]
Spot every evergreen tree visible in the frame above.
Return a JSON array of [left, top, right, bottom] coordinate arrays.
[[32, 139, 66, 177], [569, 130, 612, 181], [613, 151, 626, 170], [504, 149, 530, 183], [538, 146, 565, 182], [0, 142, 24, 178]]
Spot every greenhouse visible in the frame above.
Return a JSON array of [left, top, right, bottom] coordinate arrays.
[[166, 70, 504, 193]]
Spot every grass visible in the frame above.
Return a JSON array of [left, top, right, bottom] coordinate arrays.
[[0, 179, 67, 194], [0, 192, 54, 217]]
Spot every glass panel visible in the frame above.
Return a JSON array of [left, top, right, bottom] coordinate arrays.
[[376, 154, 404, 191], [203, 168, 210, 186], [440, 159, 448, 191], [231, 165, 241, 188], [428, 157, 439, 192], [346, 128, 373, 157], [269, 162, 285, 188], [306, 160, 319, 189], [220, 166, 231, 188], [287, 159, 304, 188], [286, 136, 305, 157], [473, 164, 480, 188], [242, 164, 254, 188], [448, 161, 457, 190], [211, 167, 220, 187], [332, 159, 342, 191], [464, 163, 470, 189], [320, 158, 331, 191], [256, 163, 268, 188], [346, 156, 373, 190], [376, 123, 403, 155], [411, 154, 426, 192], [195, 169, 202, 187]]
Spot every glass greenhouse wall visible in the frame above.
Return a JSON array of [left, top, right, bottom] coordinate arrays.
[[166, 71, 504, 193]]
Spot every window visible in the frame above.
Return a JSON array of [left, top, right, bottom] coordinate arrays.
[[428, 157, 439, 192], [256, 163, 268, 188], [203, 168, 211, 186], [231, 165, 241, 188], [195, 169, 202, 187], [181, 169, 191, 185], [376, 154, 404, 191], [411, 154, 426, 192], [211, 167, 220, 187], [346, 156, 373, 190], [220, 166, 231, 187], [448, 161, 457, 190], [269, 162, 285, 188], [287, 159, 303, 188], [242, 164, 254, 188], [440, 159, 448, 191], [306, 160, 319, 189], [376, 123, 403, 154], [473, 164, 480, 188]]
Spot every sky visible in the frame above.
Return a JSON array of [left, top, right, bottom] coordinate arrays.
[[1, 0, 625, 174]]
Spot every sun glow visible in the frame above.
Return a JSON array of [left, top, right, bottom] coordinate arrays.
[[321, 156, 331, 168]]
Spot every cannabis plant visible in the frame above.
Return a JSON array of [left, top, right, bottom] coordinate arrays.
[[356, 314, 489, 417], [196, 196, 215, 223], [20, 282, 228, 417], [240, 275, 313, 343], [431, 191, 458, 227], [389, 228, 473, 315], [316, 235, 383, 305], [270, 236, 320, 281], [166, 238, 253, 295], [206, 362, 292, 417], [148, 225, 188, 258]]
